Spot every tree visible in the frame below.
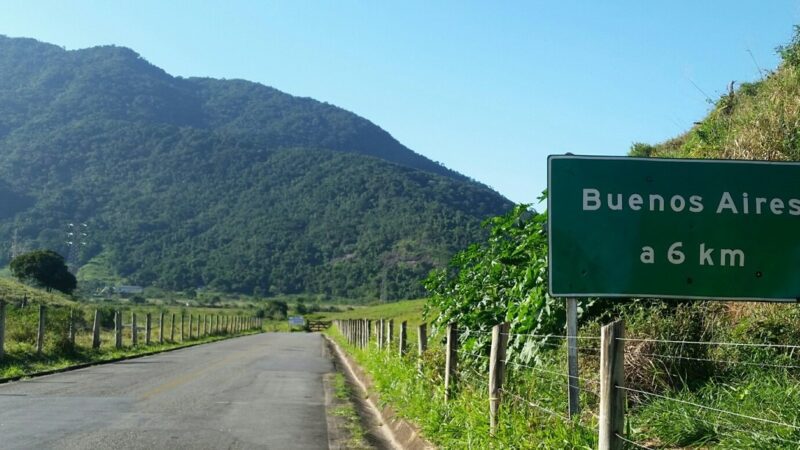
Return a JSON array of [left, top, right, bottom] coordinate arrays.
[[10, 250, 77, 294], [265, 300, 289, 320]]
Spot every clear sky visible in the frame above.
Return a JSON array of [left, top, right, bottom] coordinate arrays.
[[1, 1, 799, 206]]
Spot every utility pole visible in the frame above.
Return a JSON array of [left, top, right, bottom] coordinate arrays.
[[66, 222, 88, 273], [10, 228, 20, 259]]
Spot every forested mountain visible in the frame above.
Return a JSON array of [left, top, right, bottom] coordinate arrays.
[[0, 35, 513, 300]]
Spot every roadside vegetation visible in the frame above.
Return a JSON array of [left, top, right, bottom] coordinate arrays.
[[327, 372, 371, 449], [0, 276, 271, 380]]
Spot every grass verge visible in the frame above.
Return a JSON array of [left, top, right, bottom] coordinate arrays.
[[327, 326, 596, 449]]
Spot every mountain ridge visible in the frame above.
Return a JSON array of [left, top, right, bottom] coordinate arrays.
[[0, 35, 513, 300]]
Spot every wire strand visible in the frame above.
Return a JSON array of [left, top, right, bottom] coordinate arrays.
[[506, 360, 598, 386], [615, 433, 655, 449], [499, 387, 570, 422], [618, 337, 800, 351], [617, 386, 800, 430], [504, 332, 602, 340], [636, 351, 800, 371], [670, 409, 800, 447]]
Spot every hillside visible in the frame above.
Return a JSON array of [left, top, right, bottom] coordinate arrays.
[[0, 35, 513, 300], [0, 277, 74, 306]]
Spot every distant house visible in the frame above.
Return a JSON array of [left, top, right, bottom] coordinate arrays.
[[115, 285, 144, 295]]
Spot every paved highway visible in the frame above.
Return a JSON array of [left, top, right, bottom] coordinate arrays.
[[0, 333, 336, 449]]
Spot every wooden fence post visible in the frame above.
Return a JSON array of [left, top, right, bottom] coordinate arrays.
[[445, 323, 458, 401], [115, 311, 123, 349], [417, 323, 427, 374], [489, 323, 509, 435], [567, 297, 580, 418], [146, 313, 152, 345], [181, 313, 185, 341], [377, 320, 383, 349], [37, 304, 46, 354], [0, 300, 5, 360], [366, 320, 372, 348], [386, 319, 394, 349], [132, 312, 138, 346], [92, 309, 101, 349], [399, 321, 407, 356], [160, 311, 165, 344], [171, 313, 176, 342], [598, 320, 625, 450]]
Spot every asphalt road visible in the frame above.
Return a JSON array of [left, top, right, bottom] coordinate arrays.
[[0, 333, 336, 449]]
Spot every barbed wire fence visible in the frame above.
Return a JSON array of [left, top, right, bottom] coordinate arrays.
[[333, 317, 800, 449], [0, 298, 262, 368]]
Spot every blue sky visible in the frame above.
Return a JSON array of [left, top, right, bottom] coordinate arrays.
[[1, 1, 799, 206]]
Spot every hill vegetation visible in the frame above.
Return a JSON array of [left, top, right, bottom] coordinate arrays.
[[0, 35, 513, 300]]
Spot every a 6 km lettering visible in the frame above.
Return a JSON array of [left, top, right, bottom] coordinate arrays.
[[640, 242, 745, 267]]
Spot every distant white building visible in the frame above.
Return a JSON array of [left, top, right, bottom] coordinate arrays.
[[115, 285, 144, 295]]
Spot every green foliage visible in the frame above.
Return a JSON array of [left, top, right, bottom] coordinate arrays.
[[330, 328, 597, 449], [424, 204, 594, 363], [629, 142, 656, 157], [0, 35, 512, 301], [777, 25, 800, 68], [10, 250, 76, 294], [264, 300, 288, 320]]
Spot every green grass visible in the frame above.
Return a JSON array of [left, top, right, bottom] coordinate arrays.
[[315, 298, 427, 320], [0, 280, 274, 380], [329, 372, 370, 449], [325, 299, 800, 448], [313, 299, 429, 342], [0, 277, 74, 305], [631, 373, 800, 448], [328, 326, 597, 449], [76, 250, 127, 285]]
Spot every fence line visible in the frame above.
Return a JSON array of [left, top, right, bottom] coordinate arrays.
[[668, 408, 800, 447], [333, 316, 800, 449], [618, 337, 800, 350], [633, 351, 800, 370], [616, 385, 800, 430], [0, 302, 263, 363], [614, 433, 653, 450], [499, 387, 571, 422]]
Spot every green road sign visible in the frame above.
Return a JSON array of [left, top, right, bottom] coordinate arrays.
[[548, 155, 800, 301]]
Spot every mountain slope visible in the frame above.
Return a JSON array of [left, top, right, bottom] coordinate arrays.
[[0, 35, 513, 299]]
